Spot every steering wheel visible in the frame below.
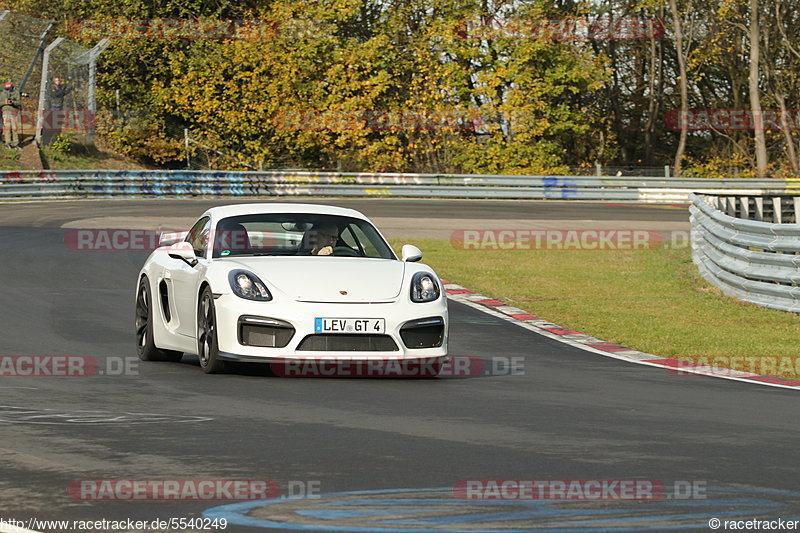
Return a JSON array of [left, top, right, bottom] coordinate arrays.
[[333, 246, 360, 257]]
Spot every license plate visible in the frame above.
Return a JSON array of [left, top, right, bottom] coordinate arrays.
[[315, 318, 385, 334]]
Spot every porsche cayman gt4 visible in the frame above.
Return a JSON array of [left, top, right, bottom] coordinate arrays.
[[135, 203, 448, 374]]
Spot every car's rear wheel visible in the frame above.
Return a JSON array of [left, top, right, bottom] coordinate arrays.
[[197, 286, 225, 374], [135, 277, 183, 362]]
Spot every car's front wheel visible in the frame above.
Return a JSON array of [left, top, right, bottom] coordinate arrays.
[[135, 277, 183, 362], [197, 286, 225, 374]]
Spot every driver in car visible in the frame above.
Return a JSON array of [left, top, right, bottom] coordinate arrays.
[[305, 222, 340, 256]]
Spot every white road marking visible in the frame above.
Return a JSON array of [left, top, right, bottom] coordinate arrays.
[[447, 288, 800, 391]]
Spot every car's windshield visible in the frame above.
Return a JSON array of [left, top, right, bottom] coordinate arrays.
[[211, 213, 395, 259]]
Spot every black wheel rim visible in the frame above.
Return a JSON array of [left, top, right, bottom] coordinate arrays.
[[135, 283, 149, 349], [198, 293, 215, 366]]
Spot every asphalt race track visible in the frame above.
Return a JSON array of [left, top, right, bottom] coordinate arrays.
[[1, 199, 799, 532]]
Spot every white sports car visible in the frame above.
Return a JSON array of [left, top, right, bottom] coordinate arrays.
[[135, 203, 448, 374]]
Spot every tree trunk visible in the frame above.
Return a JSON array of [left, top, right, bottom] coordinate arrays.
[[775, 92, 799, 172], [669, 0, 689, 176], [749, 0, 769, 177], [644, 11, 664, 165]]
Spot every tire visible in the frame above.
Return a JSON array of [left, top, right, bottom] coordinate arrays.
[[197, 286, 225, 374], [135, 277, 183, 362]]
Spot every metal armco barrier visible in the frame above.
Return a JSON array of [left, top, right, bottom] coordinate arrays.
[[1, 170, 800, 202], [691, 192, 800, 313]]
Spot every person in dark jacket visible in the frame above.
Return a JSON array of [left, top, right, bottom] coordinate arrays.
[[44, 77, 74, 144], [50, 77, 73, 111]]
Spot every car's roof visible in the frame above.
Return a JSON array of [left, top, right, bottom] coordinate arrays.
[[203, 203, 368, 220]]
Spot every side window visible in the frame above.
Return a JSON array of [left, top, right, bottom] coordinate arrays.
[[186, 216, 211, 258]]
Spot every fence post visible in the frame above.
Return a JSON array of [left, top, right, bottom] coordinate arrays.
[[184, 128, 190, 169], [20, 22, 54, 93], [86, 39, 110, 143], [35, 37, 63, 145]]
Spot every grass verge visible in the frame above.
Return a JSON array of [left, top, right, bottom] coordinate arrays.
[[0, 147, 21, 170], [42, 146, 146, 170], [392, 238, 800, 379], [40, 136, 147, 170]]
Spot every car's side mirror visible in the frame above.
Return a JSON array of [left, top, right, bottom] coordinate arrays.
[[401, 244, 423, 262], [168, 241, 198, 266]]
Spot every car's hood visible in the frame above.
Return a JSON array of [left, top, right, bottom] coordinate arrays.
[[225, 257, 405, 302]]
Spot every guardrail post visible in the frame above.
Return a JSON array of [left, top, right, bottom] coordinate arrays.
[[755, 197, 764, 221], [793, 197, 800, 224], [740, 197, 750, 219], [726, 196, 736, 217], [664, 165, 670, 178], [773, 197, 782, 223]]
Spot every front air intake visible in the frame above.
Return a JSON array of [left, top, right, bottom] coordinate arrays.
[[296, 334, 399, 352], [238, 316, 295, 348], [400, 317, 444, 349]]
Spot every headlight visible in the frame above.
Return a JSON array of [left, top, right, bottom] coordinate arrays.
[[228, 270, 272, 301], [410, 272, 440, 303]]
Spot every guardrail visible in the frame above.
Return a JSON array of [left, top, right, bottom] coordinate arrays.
[[690, 192, 800, 313], [2, 169, 800, 202]]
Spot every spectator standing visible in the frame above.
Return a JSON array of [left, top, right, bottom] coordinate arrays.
[[44, 77, 74, 144], [50, 77, 72, 111], [2, 81, 23, 149]]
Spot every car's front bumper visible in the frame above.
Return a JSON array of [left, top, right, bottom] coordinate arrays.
[[213, 293, 448, 361]]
